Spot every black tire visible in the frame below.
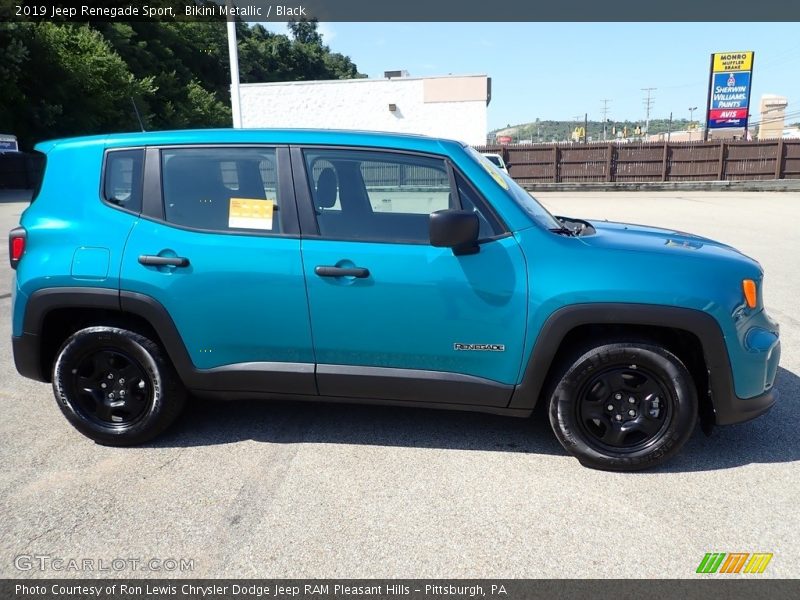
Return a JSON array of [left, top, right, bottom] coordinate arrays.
[[549, 342, 697, 471], [52, 326, 186, 446]]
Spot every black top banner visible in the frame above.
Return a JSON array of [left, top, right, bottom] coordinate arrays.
[[1, 0, 799, 22]]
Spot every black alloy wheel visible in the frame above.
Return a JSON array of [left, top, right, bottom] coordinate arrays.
[[549, 342, 698, 471], [52, 327, 186, 446], [576, 364, 672, 452], [67, 348, 152, 428]]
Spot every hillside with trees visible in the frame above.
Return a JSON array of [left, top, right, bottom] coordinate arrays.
[[493, 118, 695, 143], [0, 19, 363, 150]]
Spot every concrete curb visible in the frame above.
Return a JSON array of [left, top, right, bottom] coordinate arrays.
[[521, 179, 800, 192]]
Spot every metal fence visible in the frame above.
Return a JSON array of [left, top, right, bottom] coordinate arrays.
[[477, 139, 800, 184], [7, 141, 799, 191], [311, 159, 448, 189]]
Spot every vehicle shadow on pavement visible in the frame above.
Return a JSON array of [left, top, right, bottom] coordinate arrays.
[[153, 396, 566, 456], [661, 366, 800, 473], [151, 366, 800, 471]]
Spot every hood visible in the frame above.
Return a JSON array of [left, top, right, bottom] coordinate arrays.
[[580, 219, 758, 265]]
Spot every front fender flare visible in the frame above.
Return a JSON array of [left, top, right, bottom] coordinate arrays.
[[508, 303, 734, 422]]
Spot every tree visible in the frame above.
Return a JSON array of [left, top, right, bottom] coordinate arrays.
[[238, 19, 362, 83], [91, 21, 231, 130], [0, 22, 155, 148], [0, 18, 364, 149], [288, 19, 323, 45]]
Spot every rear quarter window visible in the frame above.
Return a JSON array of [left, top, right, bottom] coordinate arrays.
[[103, 149, 144, 213]]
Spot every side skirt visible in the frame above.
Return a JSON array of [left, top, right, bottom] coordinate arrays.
[[189, 389, 533, 418], [316, 364, 513, 407], [189, 363, 515, 411]]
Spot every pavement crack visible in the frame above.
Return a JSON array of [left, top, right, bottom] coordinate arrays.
[[156, 452, 182, 470], [23, 526, 59, 549]]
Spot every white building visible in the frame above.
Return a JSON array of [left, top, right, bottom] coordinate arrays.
[[758, 94, 789, 140], [237, 73, 491, 146]]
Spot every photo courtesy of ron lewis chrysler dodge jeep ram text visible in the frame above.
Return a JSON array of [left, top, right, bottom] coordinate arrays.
[[9, 129, 780, 471]]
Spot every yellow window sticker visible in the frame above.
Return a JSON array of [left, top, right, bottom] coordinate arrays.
[[479, 156, 509, 190], [228, 198, 274, 230]]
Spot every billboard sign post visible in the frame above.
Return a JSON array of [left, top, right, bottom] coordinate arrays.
[[704, 51, 754, 139]]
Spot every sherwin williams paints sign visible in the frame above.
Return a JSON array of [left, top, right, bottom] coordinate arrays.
[[706, 51, 754, 129]]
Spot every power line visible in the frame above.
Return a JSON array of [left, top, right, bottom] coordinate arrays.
[[755, 43, 800, 69], [748, 108, 800, 127]]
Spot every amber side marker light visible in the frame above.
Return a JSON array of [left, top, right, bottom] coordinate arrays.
[[742, 279, 757, 309]]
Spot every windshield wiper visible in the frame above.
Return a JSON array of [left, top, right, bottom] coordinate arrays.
[[549, 226, 575, 236]]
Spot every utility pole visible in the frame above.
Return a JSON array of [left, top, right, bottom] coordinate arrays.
[[600, 99, 611, 141], [642, 87, 656, 137], [584, 113, 588, 144], [667, 112, 673, 142], [226, 4, 242, 128]]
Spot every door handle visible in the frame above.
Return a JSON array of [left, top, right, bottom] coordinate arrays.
[[314, 265, 369, 278], [138, 255, 190, 267]]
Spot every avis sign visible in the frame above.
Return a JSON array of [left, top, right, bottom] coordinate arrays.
[[706, 51, 754, 130]]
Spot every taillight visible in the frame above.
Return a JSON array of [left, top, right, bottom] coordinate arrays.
[[9, 227, 26, 269]]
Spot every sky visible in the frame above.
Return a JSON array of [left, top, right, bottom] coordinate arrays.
[[261, 22, 800, 131]]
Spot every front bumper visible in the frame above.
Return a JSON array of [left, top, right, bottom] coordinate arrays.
[[713, 308, 781, 426], [713, 385, 779, 426]]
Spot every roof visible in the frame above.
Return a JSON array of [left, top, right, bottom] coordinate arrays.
[[239, 74, 488, 88], [34, 128, 465, 155]]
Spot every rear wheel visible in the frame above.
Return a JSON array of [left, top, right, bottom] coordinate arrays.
[[549, 342, 697, 471], [52, 327, 186, 446]]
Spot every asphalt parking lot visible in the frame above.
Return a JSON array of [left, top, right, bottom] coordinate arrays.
[[0, 190, 797, 579]]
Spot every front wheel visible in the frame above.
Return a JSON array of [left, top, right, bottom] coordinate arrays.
[[549, 342, 697, 471], [52, 327, 186, 446]]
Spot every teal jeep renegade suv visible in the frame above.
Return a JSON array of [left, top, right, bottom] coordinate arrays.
[[9, 129, 781, 470]]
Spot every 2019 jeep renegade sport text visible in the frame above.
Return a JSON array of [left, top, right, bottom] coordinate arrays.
[[9, 130, 781, 471]]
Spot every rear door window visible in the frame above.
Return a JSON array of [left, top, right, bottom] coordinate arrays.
[[161, 148, 281, 233]]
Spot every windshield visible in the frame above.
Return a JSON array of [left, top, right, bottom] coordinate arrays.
[[483, 154, 503, 167], [466, 146, 561, 230]]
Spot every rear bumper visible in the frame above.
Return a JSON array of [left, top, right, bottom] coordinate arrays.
[[12, 333, 47, 382]]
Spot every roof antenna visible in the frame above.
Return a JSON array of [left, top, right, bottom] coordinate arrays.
[[130, 97, 146, 132]]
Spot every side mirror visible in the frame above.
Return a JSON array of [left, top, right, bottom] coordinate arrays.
[[429, 209, 479, 255]]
